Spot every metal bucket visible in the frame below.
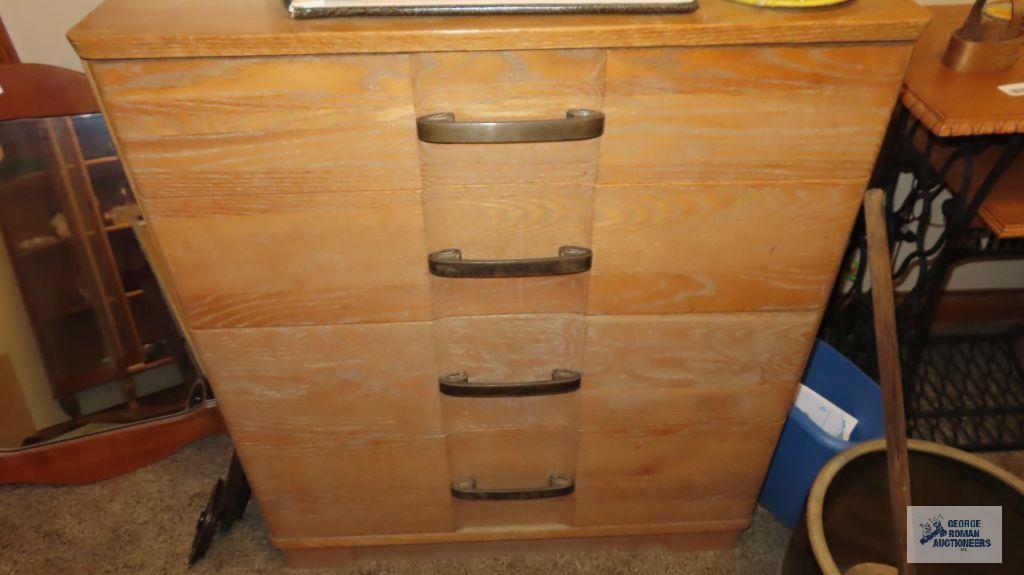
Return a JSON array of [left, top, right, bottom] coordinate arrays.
[[783, 439, 1024, 574]]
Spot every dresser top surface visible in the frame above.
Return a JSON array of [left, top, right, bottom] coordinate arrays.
[[69, 0, 929, 60]]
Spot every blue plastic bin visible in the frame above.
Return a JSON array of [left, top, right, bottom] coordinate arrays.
[[758, 340, 884, 528]]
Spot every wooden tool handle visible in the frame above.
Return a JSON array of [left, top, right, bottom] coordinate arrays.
[[863, 189, 915, 575]]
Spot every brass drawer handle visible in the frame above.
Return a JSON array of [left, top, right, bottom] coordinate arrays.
[[451, 474, 575, 501], [439, 369, 581, 398], [417, 109, 604, 144], [428, 246, 592, 279]]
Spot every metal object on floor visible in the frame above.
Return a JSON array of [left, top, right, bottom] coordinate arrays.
[[189, 452, 251, 565]]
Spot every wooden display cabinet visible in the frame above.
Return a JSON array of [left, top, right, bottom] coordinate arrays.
[[0, 112, 186, 419]]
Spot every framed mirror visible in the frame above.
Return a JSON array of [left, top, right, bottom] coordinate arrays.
[[0, 63, 222, 484]]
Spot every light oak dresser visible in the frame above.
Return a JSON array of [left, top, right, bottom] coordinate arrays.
[[70, 0, 928, 567]]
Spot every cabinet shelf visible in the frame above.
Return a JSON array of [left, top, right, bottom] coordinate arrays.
[[44, 288, 145, 322], [84, 155, 118, 168], [126, 355, 174, 375], [104, 222, 133, 233], [16, 236, 70, 255]]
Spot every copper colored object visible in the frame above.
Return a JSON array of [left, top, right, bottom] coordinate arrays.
[[943, 0, 1024, 72]]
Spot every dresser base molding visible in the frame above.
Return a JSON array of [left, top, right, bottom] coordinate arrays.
[[278, 525, 745, 568]]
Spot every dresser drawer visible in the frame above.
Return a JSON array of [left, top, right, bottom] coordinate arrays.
[[598, 45, 911, 184], [447, 421, 578, 529], [581, 312, 816, 429], [90, 55, 421, 199], [576, 421, 784, 527], [111, 46, 897, 327], [74, 0, 928, 560], [413, 50, 604, 320], [412, 50, 604, 189], [193, 322, 452, 539], [434, 312, 584, 527], [433, 313, 585, 381], [574, 311, 816, 526], [588, 181, 863, 314], [142, 191, 432, 329]]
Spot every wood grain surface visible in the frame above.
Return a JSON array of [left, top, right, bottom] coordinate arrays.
[[74, 0, 925, 556], [193, 323, 452, 539], [68, 0, 929, 60], [581, 311, 817, 429], [599, 45, 911, 184], [280, 530, 739, 568], [89, 56, 421, 199], [414, 51, 602, 321], [447, 424, 578, 527], [439, 315, 584, 528], [142, 191, 432, 328], [433, 313, 586, 381], [588, 180, 864, 314], [411, 50, 605, 123], [0, 64, 98, 120], [910, 131, 1024, 239], [863, 189, 914, 575], [902, 5, 1024, 137], [192, 309, 816, 537], [273, 518, 747, 555], [575, 420, 784, 526], [574, 311, 815, 525]]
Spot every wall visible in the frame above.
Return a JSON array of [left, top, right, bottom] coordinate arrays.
[[0, 232, 66, 431], [0, 0, 101, 72]]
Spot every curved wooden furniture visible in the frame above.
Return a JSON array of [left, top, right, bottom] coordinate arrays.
[[0, 400, 224, 485], [70, 0, 929, 567], [0, 63, 98, 120], [0, 62, 221, 481]]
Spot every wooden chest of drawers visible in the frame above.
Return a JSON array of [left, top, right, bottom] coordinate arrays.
[[70, 0, 928, 566]]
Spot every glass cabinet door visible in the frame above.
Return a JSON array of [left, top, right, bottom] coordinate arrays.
[[0, 115, 141, 404]]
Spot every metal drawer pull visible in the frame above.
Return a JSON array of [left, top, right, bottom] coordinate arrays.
[[439, 369, 581, 398], [451, 474, 575, 501], [428, 246, 592, 279], [417, 109, 604, 144]]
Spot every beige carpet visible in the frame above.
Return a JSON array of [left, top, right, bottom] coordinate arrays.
[[3, 436, 1022, 575], [0, 435, 793, 575]]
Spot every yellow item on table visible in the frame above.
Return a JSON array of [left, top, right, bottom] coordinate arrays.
[[726, 0, 851, 7], [984, 1, 1013, 21]]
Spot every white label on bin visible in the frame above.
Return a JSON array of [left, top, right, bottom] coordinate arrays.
[[794, 383, 858, 441], [998, 82, 1024, 97], [908, 506, 1002, 563]]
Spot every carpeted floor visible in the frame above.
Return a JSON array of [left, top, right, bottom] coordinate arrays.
[[0, 435, 793, 575], [1, 436, 1021, 575]]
